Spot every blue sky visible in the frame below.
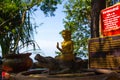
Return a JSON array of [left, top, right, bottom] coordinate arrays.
[[0, 2, 66, 60], [29, 4, 66, 58]]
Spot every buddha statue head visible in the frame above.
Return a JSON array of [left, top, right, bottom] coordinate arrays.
[[61, 30, 71, 41]]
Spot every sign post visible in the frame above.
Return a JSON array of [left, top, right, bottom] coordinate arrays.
[[89, 3, 120, 71], [101, 3, 120, 36]]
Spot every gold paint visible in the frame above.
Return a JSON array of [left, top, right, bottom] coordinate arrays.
[[56, 30, 74, 61]]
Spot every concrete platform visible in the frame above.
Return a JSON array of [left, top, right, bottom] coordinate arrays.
[[11, 72, 120, 80]]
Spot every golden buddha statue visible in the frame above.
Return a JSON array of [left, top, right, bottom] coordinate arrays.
[[56, 30, 75, 61]]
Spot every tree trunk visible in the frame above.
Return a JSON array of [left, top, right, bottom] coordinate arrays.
[[91, 0, 106, 38]]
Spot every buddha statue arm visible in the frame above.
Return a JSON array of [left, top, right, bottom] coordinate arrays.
[[56, 42, 63, 53], [57, 41, 74, 54]]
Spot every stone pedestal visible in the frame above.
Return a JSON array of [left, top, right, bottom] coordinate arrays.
[[11, 72, 120, 80]]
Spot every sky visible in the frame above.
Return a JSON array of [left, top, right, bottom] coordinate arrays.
[[0, 2, 66, 61], [28, 3, 66, 59]]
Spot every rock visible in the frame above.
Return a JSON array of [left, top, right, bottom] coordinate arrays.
[[34, 54, 88, 74], [34, 54, 60, 71], [103, 72, 120, 80]]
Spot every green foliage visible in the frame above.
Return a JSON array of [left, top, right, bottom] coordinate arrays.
[[63, 0, 91, 57], [106, 0, 117, 7], [62, 0, 114, 57], [40, 0, 61, 16], [0, 0, 61, 57]]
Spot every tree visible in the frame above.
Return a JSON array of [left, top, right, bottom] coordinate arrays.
[[63, 0, 91, 57], [91, 0, 106, 38], [62, 0, 116, 57], [91, 0, 117, 38], [0, 0, 61, 57]]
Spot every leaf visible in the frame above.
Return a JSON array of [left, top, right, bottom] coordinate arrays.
[[5, 26, 9, 30], [0, 0, 61, 55], [62, 0, 91, 57]]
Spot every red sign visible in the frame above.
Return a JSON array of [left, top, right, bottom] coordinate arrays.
[[101, 3, 120, 36]]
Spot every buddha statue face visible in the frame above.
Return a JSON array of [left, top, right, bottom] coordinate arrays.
[[61, 30, 71, 40]]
